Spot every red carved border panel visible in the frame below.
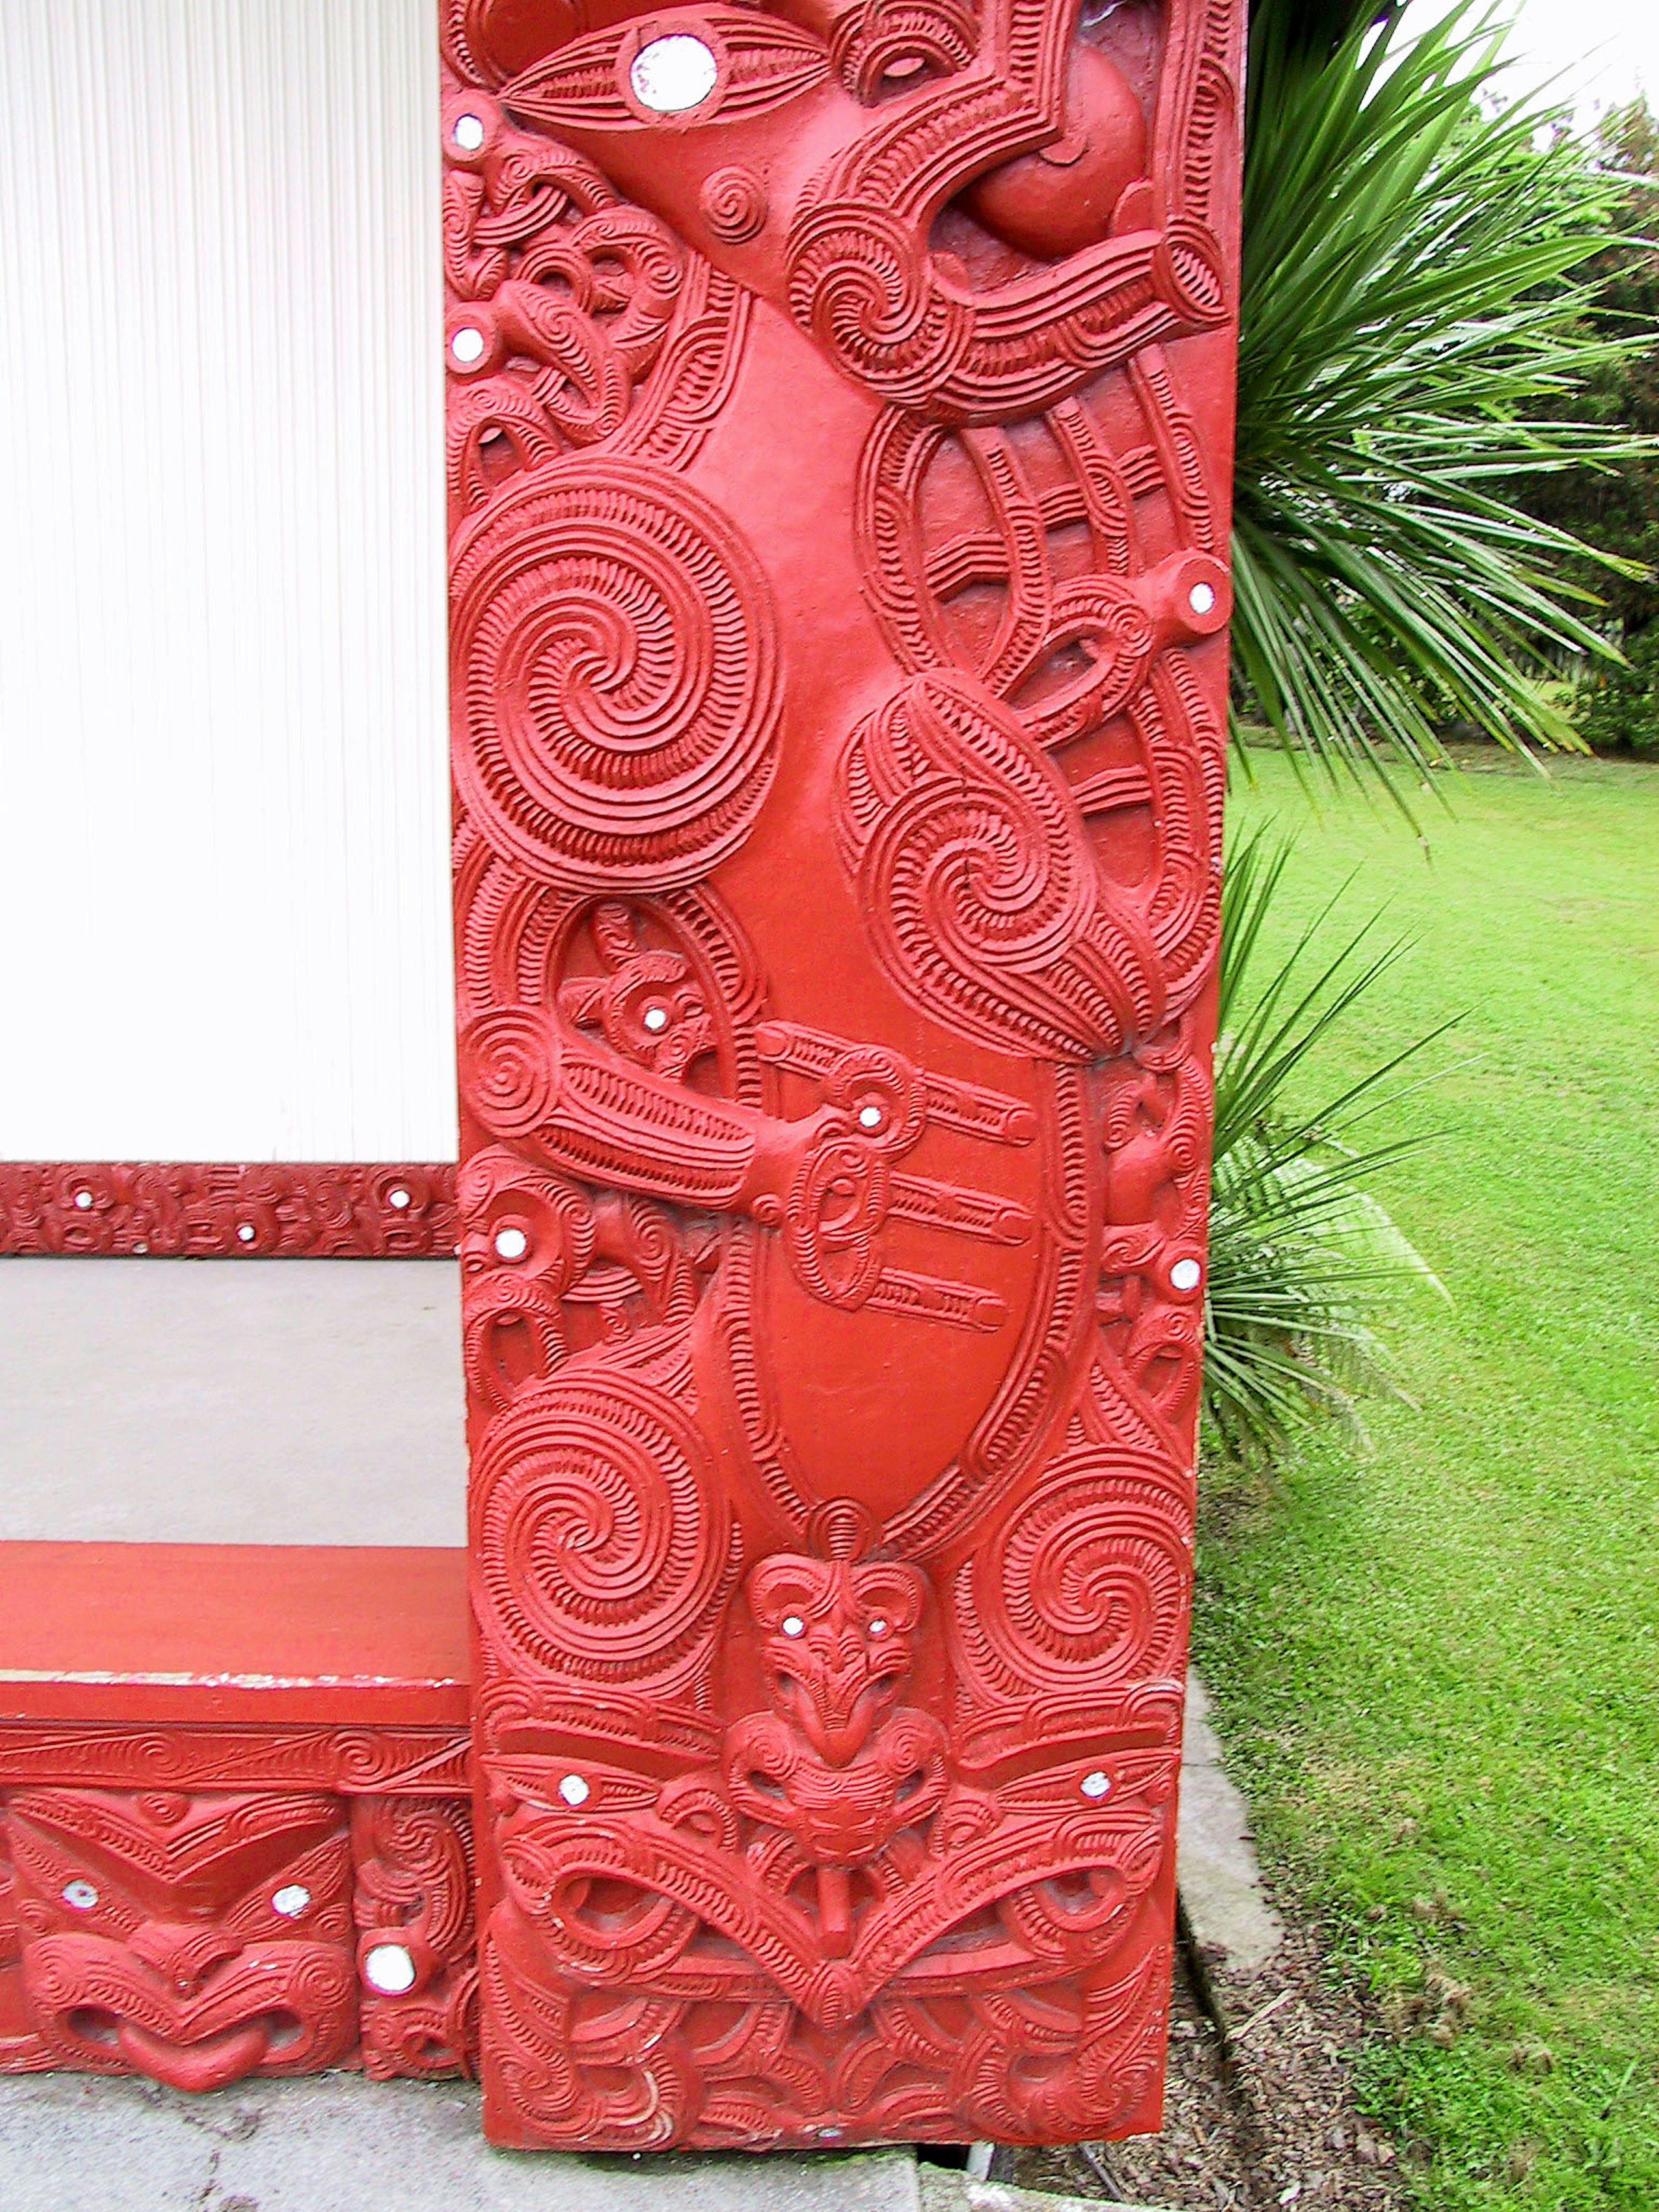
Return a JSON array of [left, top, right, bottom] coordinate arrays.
[[0, 1164, 459, 1257], [0, 1547, 476, 2087], [446, 0, 1243, 2152], [0, 1783, 476, 2086]]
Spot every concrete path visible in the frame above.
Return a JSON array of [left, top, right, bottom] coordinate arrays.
[[0, 2073, 921, 2212], [1176, 1671, 1284, 1976]]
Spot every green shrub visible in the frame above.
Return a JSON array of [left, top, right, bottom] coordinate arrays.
[[1570, 624, 1659, 755], [1202, 825, 1453, 1463], [1234, 1, 1641, 791]]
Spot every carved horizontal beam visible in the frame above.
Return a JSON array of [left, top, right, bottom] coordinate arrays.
[[0, 1164, 459, 1258]]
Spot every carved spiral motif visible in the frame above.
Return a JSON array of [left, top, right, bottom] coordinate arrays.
[[451, 461, 782, 891], [699, 167, 769, 245], [457, 1009, 559, 1141], [843, 673, 1136, 1056], [786, 207, 971, 409], [497, 1830, 698, 1985], [974, 1449, 1191, 1692], [872, 772, 1087, 982], [865, 678, 1089, 953], [472, 1370, 733, 1681]]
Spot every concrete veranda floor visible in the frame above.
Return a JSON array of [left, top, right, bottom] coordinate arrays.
[[0, 2073, 926, 2212], [0, 1257, 466, 1545]]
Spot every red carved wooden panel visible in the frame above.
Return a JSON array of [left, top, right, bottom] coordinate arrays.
[[6, 1789, 359, 2089], [0, 1790, 477, 2087], [353, 1797, 479, 2078], [445, 0, 1243, 2150], [0, 1545, 476, 2088], [0, 1163, 458, 1257]]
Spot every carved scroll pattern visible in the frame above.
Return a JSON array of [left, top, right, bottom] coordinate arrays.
[[353, 1799, 479, 2080], [0, 1789, 480, 2088], [0, 1163, 458, 1258], [447, 0, 1243, 2152]]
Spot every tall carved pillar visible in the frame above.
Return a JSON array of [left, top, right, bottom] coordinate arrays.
[[445, 0, 1243, 2151]]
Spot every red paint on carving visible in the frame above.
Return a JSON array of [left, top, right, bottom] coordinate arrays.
[[10, 1790, 357, 2087], [0, 1164, 458, 1258], [0, 1545, 475, 2083], [0, 1545, 469, 1728], [354, 1798, 479, 2079], [436, 0, 1246, 2152]]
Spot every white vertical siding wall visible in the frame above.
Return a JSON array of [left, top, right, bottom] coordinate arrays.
[[0, 0, 455, 1160]]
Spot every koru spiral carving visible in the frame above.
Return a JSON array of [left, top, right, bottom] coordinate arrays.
[[446, 0, 1243, 2151]]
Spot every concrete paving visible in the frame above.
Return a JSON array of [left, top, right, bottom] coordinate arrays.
[[921, 2177, 1170, 2212], [0, 2073, 921, 2212], [1176, 1669, 1285, 1976], [0, 1258, 465, 1546]]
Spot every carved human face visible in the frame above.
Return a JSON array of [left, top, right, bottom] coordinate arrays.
[[5, 1790, 355, 2091], [745, 1555, 926, 1765]]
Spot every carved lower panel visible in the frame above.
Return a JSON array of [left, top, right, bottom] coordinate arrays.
[[0, 1786, 477, 2088], [0, 1163, 458, 1257], [447, 0, 1243, 2152], [0, 1710, 477, 2085], [480, 1734, 1179, 2146], [353, 1798, 479, 2079]]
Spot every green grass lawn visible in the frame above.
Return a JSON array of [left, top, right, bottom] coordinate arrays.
[[1196, 751, 1659, 2209]]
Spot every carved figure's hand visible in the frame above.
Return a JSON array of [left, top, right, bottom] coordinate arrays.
[[736, 1107, 861, 1229], [779, 1122, 892, 1311]]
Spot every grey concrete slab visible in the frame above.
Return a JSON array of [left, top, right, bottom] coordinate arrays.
[[1176, 1669, 1284, 1976], [0, 1258, 465, 1547], [0, 2073, 920, 2212], [920, 2173, 1172, 2212]]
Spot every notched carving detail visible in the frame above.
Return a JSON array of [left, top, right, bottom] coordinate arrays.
[[353, 1799, 479, 2080], [0, 1163, 457, 1258]]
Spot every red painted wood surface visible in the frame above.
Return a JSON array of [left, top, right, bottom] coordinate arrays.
[[0, 1545, 469, 1727], [446, 0, 1245, 2153], [0, 1164, 458, 1257], [0, 1545, 474, 2087]]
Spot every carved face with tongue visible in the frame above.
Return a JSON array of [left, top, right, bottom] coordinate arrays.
[[5, 1789, 356, 2090]]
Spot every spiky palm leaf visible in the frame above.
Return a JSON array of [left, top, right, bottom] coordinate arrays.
[[1202, 824, 1454, 1462], [1234, 0, 1644, 792]]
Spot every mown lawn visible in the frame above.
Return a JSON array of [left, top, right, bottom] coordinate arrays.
[[1195, 751, 1659, 2209]]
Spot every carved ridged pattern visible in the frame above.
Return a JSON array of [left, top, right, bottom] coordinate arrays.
[[447, 0, 1244, 2152]]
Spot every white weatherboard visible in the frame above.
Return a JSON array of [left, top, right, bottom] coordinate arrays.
[[0, 0, 457, 1160]]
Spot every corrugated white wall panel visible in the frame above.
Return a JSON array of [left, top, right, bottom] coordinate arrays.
[[0, 0, 455, 1160]]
